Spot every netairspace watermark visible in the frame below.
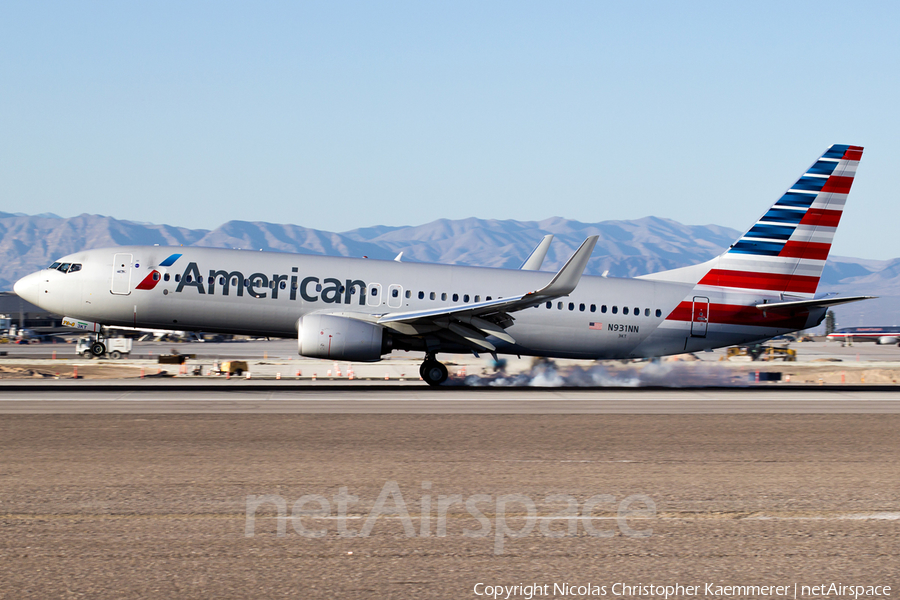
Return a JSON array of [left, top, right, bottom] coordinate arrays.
[[472, 582, 892, 599], [244, 481, 656, 554]]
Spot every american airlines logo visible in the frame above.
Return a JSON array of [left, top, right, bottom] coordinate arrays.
[[173, 261, 368, 305]]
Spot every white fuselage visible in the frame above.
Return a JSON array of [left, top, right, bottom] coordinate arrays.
[[14, 245, 821, 360]]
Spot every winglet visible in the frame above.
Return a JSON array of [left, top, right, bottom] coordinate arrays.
[[520, 235, 553, 270], [531, 235, 598, 297]]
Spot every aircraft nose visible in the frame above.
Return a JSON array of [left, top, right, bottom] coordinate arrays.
[[13, 272, 42, 305]]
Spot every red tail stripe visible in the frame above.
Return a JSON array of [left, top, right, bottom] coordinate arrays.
[[820, 175, 854, 194], [843, 149, 863, 161], [666, 301, 810, 329], [778, 241, 831, 260], [799, 208, 842, 228], [698, 269, 819, 294]]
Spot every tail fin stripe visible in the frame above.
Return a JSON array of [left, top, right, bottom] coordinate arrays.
[[746, 224, 795, 239], [820, 176, 854, 194], [799, 208, 842, 228], [822, 144, 851, 159], [698, 269, 818, 294], [807, 161, 840, 176], [779, 241, 830, 260], [776, 192, 817, 208], [760, 208, 806, 224], [791, 176, 828, 192]]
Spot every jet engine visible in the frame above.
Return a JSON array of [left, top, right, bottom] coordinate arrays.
[[297, 314, 392, 362], [877, 336, 899, 345]]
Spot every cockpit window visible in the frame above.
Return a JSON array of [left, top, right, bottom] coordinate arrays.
[[48, 262, 82, 273]]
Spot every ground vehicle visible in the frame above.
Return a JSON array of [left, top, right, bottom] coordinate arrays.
[[723, 345, 797, 361], [76, 336, 133, 359], [214, 360, 248, 376]]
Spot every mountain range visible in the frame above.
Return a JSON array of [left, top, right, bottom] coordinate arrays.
[[1, 212, 896, 328]]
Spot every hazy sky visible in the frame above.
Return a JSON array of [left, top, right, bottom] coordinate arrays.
[[2, 1, 897, 259]]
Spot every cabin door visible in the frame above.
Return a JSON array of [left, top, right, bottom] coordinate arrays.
[[690, 296, 709, 337], [111, 253, 133, 295]]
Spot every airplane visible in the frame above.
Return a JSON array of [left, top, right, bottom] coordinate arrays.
[[14, 144, 872, 386], [826, 327, 900, 345]]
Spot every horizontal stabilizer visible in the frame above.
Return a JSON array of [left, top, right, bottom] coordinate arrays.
[[755, 295, 875, 311]]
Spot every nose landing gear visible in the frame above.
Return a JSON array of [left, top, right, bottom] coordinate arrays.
[[419, 355, 448, 387]]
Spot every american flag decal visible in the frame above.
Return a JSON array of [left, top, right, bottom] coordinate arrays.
[[589, 322, 603, 330]]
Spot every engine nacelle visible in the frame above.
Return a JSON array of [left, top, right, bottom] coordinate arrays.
[[877, 336, 899, 345], [298, 314, 392, 362]]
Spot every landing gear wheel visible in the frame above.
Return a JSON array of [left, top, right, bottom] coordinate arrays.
[[90, 341, 106, 357], [109, 350, 122, 360], [421, 360, 448, 387]]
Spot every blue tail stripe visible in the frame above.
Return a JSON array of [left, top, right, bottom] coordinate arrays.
[[729, 240, 785, 255], [822, 144, 849, 159], [806, 160, 839, 176], [760, 208, 805, 224], [775, 192, 816, 208], [791, 176, 828, 192], [746, 224, 795, 240]]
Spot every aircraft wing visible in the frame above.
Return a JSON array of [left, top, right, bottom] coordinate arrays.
[[754, 295, 875, 311], [375, 236, 598, 351]]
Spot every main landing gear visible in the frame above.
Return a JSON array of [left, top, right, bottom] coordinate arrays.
[[419, 355, 448, 387]]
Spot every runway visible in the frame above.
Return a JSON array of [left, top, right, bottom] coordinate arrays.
[[1, 382, 900, 413], [1, 411, 897, 599]]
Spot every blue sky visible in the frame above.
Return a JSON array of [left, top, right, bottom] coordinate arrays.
[[2, 1, 897, 258]]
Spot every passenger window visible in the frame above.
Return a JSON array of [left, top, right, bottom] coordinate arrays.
[[644, 308, 650, 316], [392, 289, 399, 298], [453, 294, 459, 302], [568, 302, 574, 311], [280, 281, 286, 290], [370, 287, 378, 296], [186, 275, 193, 283], [418, 291, 424, 300], [474, 295, 480, 302], [164, 274, 170, 281], [175, 274, 181, 282], [656, 309, 662, 317], [612, 306, 618, 314], [340, 286, 346, 294], [208, 276, 214, 284], [623, 307, 629, 315], [315, 283, 322, 292], [601, 305, 607, 313], [153, 272, 161, 281], [557, 302, 563, 310], [486, 296, 492, 301], [430, 292, 435, 300], [405, 290, 411, 298], [546, 302, 552, 309], [232, 277, 238, 286], [292, 281, 299, 289], [590, 304, 596, 312], [579, 303, 585, 312], [442, 293, 447, 301], [634, 307, 639, 315], [464, 294, 470, 302]]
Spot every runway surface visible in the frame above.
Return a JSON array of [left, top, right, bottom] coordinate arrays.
[[0, 412, 897, 599], [1, 381, 900, 414]]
